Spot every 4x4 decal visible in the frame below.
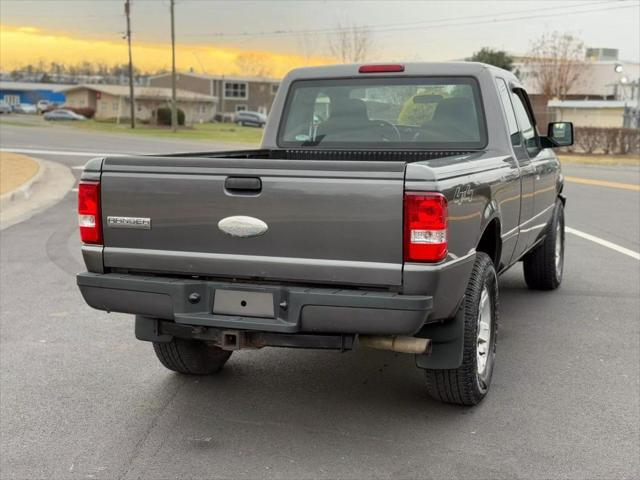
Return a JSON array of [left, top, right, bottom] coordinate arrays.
[[453, 185, 474, 205]]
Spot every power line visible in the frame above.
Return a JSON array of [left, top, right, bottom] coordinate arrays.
[[180, 1, 635, 39], [180, 1, 612, 37], [372, 3, 640, 38]]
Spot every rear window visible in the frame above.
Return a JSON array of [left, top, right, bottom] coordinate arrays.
[[278, 76, 486, 149]]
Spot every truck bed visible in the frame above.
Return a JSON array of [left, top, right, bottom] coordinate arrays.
[[97, 151, 419, 287]]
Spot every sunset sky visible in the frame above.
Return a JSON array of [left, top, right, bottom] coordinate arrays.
[[1, 0, 639, 78]]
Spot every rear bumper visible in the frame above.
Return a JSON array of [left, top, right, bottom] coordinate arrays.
[[77, 273, 432, 335]]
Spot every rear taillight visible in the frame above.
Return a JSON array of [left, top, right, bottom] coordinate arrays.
[[404, 192, 448, 262], [78, 181, 102, 244]]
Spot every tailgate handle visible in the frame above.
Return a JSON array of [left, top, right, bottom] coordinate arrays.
[[225, 176, 262, 193]]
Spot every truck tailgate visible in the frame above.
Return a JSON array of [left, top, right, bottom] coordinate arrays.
[[100, 156, 406, 287]]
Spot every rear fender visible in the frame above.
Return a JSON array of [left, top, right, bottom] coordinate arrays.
[[477, 204, 502, 268]]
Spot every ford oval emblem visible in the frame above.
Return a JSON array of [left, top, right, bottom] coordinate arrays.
[[218, 216, 268, 238]]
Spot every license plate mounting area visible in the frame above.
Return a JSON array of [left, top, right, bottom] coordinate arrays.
[[212, 289, 275, 318]]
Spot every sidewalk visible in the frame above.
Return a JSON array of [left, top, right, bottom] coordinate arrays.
[[0, 153, 75, 230]]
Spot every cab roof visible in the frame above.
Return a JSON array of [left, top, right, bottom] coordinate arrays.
[[284, 62, 520, 84]]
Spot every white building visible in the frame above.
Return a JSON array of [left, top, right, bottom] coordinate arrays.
[[62, 85, 217, 124], [513, 48, 639, 128]]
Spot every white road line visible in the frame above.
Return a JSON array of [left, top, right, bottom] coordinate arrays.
[[71, 188, 78, 192], [566, 227, 640, 261], [0, 147, 130, 157], [71, 165, 85, 170]]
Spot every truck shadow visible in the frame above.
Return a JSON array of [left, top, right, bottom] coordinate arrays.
[[146, 347, 469, 456], [111, 270, 557, 476], [149, 271, 532, 433]]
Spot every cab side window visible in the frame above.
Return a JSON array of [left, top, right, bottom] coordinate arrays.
[[495, 78, 519, 147], [510, 89, 539, 156]]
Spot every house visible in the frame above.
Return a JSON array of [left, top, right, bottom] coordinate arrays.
[[149, 72, 279, 120], [0, 81, 71, 106], [61, 85, 217, 124]]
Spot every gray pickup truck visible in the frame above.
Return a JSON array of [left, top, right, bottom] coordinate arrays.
[[77, 63, 573, 405]]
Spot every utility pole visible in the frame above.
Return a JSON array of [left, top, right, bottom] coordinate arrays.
[[124, 0, 135, 129], [170, 0, 177, 131]]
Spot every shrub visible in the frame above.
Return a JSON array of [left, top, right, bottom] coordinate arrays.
[[573, 127, 639, 155], [619, 128, 640, 155], [601, 128, 619, 155], [574, 127, 601, 154], [156, 107, 185, 126]]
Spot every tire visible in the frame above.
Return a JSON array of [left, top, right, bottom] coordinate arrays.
[[153, 338, 232, 375], [425, 252, 498, 406], [523, 199, 564, 290]]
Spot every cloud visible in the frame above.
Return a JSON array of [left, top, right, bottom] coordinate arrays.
[[16, 26, 40, 34], [0, 24, 331, 77]]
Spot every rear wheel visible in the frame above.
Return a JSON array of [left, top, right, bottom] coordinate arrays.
[[153, 338, 232, 375], [424, 252, 498, 406], [523, 199, 564, 290]]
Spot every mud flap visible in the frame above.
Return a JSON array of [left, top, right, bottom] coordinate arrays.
[[414, 302, 465, 370]]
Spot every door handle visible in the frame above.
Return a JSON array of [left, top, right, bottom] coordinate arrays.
[[225, 176, 262, 193]]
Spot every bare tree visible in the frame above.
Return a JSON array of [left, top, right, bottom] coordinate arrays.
[[297, 32, 318, 66], [327, 22, 373, 63], [234, 52, 273, 78], [525, 32, 587, 99]]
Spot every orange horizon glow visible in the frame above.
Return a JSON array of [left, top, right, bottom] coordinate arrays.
[[0, 24, 332, 78]]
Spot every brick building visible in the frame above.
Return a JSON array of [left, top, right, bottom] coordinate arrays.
[[149, 72, 279, 120]]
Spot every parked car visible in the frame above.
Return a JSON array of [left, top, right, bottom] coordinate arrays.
[[13, 103, 37, 114], [76, 62, 573, 406], [37, 99, 52, 113], [0, 101, 12, 114], [234, 111, 267, 127], [43, 109, 86, 121]]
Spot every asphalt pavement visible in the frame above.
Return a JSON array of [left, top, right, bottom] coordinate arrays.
[[0, 121, 638, 479]]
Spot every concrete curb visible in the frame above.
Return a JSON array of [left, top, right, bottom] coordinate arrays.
[[0, 156, 44, 209], [0, 158, 75, 230]]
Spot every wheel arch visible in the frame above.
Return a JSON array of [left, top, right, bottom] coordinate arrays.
[[476, 216, 502, 269]]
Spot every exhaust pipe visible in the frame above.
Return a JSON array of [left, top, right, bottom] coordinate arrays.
[[359, 335, 431, 355]]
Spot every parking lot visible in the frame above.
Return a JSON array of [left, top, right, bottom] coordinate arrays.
[[0, 121, 638, 479]]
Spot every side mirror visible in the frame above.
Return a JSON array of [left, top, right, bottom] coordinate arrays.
[[541, 122, 573, 148]]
